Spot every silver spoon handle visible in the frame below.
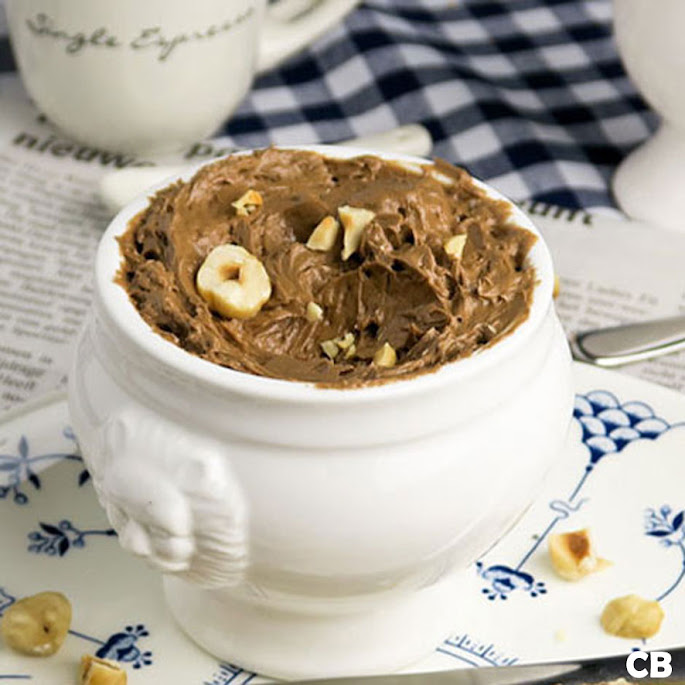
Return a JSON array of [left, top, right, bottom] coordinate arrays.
[[573, 314, 685, 366]]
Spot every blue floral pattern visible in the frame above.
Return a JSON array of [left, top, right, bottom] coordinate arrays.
[[437, 633, 518, 667], [204, 663, 256, 685], [95, 625, 153, 669], [2, 385, 685, 680], [67, 624, 153, 669], [475, 562, 546, 600], [27, 519, 116, 557], [0, 417, 155, 678], [476, 390, 678, 601], [0, 428, 87, 505], [0, 587, 15, 616], [644, 505, 685, 602], [572, 391, 672, 497]]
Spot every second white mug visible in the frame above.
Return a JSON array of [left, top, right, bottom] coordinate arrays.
[[6, 0, 359, 154], [612, 0, 685, 230]]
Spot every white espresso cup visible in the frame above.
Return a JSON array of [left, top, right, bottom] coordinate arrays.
[[5, 0, 359, 154]]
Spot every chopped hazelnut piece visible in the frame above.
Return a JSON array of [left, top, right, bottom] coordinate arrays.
[[231, 189, 263, 217], [339, 205, 376, 260], [321, 332, 357, 361], [600, 595, 664, 639], [373, 342, 397, 368], [0, 591, 72, 656], [321, 339, 340, 360], [307, 215, 340, 252], [548, 528, 610, 581], [80, 655, 127, 685], [444, 234, 467, 259], [306, 302, 324, 322], [335, 332, 355, 350]]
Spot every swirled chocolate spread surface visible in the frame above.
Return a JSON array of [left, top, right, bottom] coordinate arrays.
[[117, 149, 537, 387]]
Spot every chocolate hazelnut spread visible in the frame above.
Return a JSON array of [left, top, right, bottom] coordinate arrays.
[[117, 149, 537, 387]]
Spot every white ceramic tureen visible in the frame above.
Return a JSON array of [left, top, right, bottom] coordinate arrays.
[[68, 146, 573, 679]]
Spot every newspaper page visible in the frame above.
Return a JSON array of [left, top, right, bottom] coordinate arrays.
[[2, 119, 685, 410], [0, 138, 111, 407], [526, 202, 685, 392], [0, 110, 240, 410]]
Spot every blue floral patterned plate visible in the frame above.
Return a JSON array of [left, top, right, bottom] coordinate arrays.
[[2, 363, 685, 682]]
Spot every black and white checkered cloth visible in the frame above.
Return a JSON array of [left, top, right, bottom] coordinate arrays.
[[0, 0, 656, 210]]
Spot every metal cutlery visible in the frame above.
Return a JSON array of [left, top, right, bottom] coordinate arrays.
[[573, 315, 685, 367], [292, 647, 685, 685]]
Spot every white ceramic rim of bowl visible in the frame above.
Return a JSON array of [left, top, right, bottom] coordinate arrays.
[[95, 144, 554, 404]]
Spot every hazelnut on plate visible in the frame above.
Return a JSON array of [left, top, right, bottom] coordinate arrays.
[[600, 594, 664, 639], [80, 654, 127, 684], [548, 528, 610, 581], [0, 591, 72, 656]]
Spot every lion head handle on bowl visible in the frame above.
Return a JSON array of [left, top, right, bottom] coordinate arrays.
[[87, 407, 249, 588]]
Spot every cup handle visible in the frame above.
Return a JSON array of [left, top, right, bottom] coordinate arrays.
[[257, 0, 361, 74]]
